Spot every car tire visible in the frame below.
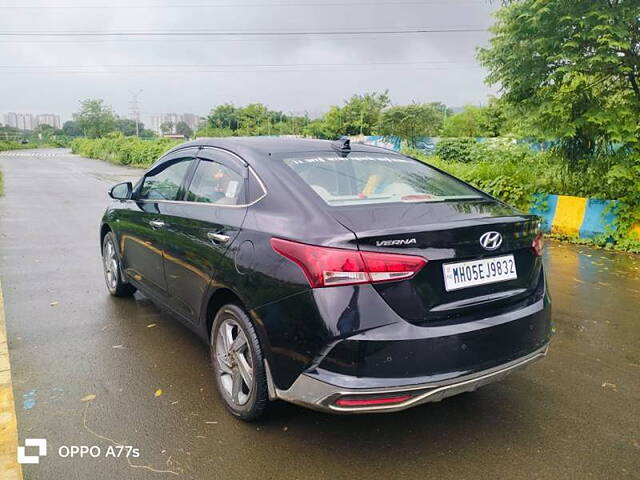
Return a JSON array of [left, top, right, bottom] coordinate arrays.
[[210, 303, 269, 421], [102, 231, 136, 297]]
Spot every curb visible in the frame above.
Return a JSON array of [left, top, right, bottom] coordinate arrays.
[[529, 193, 638, 240], [0, 280, 23, 480]]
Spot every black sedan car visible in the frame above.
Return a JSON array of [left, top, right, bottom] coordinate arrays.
[[101, 137, 551, 420]]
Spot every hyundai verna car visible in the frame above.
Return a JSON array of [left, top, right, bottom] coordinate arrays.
[[100, 137, 551, 420]]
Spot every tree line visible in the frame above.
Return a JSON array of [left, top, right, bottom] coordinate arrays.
[[196, 92, 510, 144], [41, 94, 510, 145]]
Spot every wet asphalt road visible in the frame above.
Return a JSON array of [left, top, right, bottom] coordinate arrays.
[[0, 148, 639, 480]]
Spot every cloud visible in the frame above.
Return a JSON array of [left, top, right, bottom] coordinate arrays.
[[0, 0, 498, 122]]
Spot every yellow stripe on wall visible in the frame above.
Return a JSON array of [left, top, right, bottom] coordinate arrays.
[[551, 195, 587, 237]]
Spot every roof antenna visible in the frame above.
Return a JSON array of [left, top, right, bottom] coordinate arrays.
[[331, 136, 351, 156]]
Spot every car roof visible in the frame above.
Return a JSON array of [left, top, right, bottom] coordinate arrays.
[[165, 136, 396, 162]]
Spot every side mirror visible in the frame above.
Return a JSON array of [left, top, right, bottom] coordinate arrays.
[[109, 182, 133, 200]]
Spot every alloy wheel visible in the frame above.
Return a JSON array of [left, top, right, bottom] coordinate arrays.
[[215, 315, 254, 406], [103, 238, 119, 291]]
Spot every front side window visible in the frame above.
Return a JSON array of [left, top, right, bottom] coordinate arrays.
[[139, 158, 192, 201], [281, 153, 484, 206], [185, 160, 245, 205]]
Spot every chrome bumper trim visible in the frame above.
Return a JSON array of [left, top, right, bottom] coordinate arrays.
[[276, 343, 549, 413]]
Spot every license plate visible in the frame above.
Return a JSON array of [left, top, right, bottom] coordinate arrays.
[[443, 254, 517, 291]]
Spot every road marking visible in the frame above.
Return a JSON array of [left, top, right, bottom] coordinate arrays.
[[0, 280, 23, 480], [0, 152, 60, 157]]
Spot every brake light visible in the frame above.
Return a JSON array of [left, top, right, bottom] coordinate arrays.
[[334, 394, 412, 407], [271, 238, 426, 288], [532, 232, 544, 256]]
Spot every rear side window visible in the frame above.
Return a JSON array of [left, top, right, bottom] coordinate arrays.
[[281, 153, 483, 206], [139, 158, 192, 201], [185, 160, 245, 205]]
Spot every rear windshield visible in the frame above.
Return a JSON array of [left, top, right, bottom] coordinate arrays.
[[281, 152, 484, 206]]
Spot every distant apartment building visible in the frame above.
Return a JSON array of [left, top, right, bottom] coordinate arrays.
[[149, 114, 163, 133], [18, 113, 35, 130], [36, 114, 61, 129], [149, 113, 203, 134], [2, 112, 17, 128], [2, 112, 61, 130], [180, 113, 202, 132]]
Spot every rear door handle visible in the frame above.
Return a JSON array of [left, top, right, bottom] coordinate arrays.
[[149, 220, 165, 229], [207, 232, 230, 244]]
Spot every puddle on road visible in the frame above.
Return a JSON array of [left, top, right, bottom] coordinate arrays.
[[544, 241, 640, 363], [545, 240, 640, 285]]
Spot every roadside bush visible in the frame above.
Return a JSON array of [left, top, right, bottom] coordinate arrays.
[[71, 134, 181, 167], [434, 138, 477, 163], [0, 141, 31, 152], [412, 141, 544, 210], [43, 137, 71, 148], [415, 150, 542, 210], [434, 137, 535, 164], [408, 146, 640, 251], [410, 148, 638, 209]]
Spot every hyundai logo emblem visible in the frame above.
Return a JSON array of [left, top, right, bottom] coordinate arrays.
[[479, 231, 503, 250]]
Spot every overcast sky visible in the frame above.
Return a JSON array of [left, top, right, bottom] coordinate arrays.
[[0, 0, 499, 123]]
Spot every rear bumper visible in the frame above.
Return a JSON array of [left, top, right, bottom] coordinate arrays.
[[276, 342, 549, 413], [255, 265, 551, 396]]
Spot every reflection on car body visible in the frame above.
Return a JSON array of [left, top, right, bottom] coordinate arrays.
[[100, 137, 551, 420]]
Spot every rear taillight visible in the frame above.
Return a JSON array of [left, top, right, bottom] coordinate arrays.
[[271, 238, 427, 288], [532, 232, 544, 256]]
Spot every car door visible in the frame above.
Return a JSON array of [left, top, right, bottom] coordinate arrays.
[[161, 148, 250, 322], [118, 151, 197, 299]]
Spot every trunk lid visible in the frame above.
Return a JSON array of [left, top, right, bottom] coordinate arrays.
[[331, 199, 544, 324]]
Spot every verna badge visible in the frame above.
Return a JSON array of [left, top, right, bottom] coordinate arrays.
[[479, 231, 502, 250], [376, 238, 417, 247]]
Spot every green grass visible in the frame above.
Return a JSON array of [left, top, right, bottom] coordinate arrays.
[[408, 147, 640, 253], [71, 135, 181, 167], [0, 141, 32, 152]]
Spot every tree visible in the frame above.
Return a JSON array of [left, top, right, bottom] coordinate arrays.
[[378, 102, 449, 145], [479, 96, 509, 137], [340, 91, 391, 136], [203, 103, 310, 137], [139, 128, 157, 139], [207, 103, 240, 130], [74, 99, 117, 138], [478, 0, 640, 168], [195, 126, 234, 138], [303, 119, 331, 139], [313, 106, 344, 138], [62, 120, 83, 137], [443, 98, 511, 138], [160, 122, 175, 135], [303, 91, 391, 138], [237, 103, 270, 136], [0, 124, 21, 142], [175, 121, 193, 138], [443, 106, 484, 137], [32, 124, 63, 140], [115, 118, 142, 136]]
